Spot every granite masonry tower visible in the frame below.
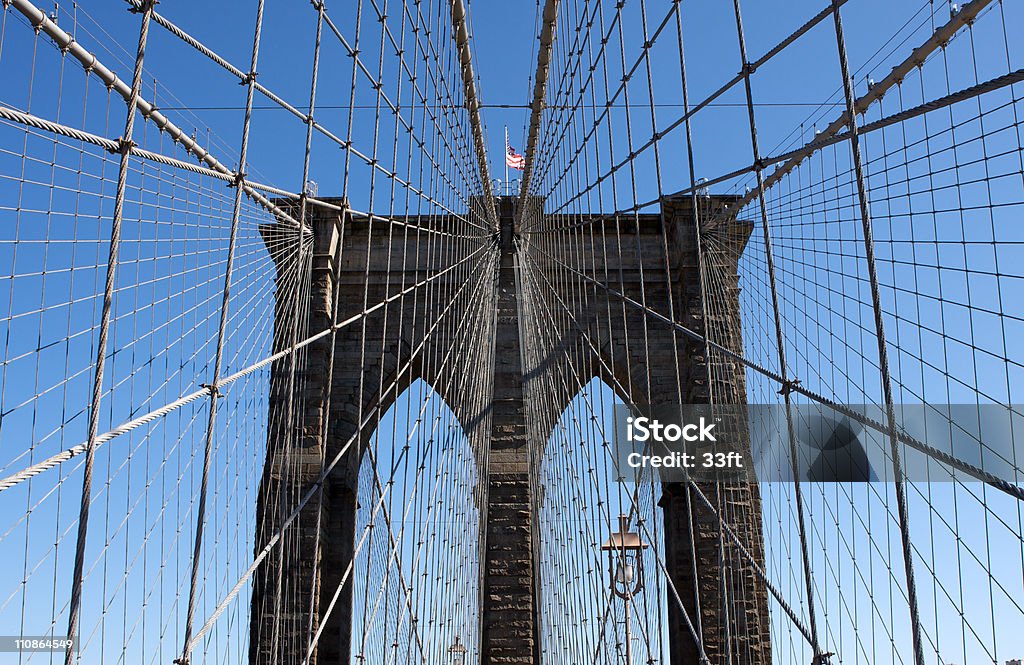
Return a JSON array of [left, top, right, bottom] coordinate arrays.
[[250, 195, 769, 664]]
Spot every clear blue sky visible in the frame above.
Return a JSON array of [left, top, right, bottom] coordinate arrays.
[[0, 0, 1022, 664]]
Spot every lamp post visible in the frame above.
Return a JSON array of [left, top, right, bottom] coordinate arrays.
[[448, 635, 467, 665], [601, 514, 649, 664]]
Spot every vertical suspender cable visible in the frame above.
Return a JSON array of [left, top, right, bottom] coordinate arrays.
[[175, 1, 267, 663], [728, 0, 824, 660], [299, 1, 328, 653], [64, 2, 155, 664], [670, 3, 716, 655], [829, 3, 926, 665]]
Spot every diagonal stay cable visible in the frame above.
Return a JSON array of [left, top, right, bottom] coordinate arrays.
[[0, 242, 490, 493], [7, 0, 306, 233], [525, 241, 1024, 502], [185, 243, 496, 654]]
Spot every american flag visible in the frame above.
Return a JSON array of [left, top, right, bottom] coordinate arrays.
[[506, 137, 525, 170]]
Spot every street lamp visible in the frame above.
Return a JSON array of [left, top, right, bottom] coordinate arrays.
[[601, 514, 649, 664], [448, 635, 467, 665]]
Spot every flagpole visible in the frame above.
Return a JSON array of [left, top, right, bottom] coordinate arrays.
[[504, 125, 509, 196]]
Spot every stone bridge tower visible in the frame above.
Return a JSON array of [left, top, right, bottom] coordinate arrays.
[[517, 195, 771, 665], [250, 194, 770, 664]]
